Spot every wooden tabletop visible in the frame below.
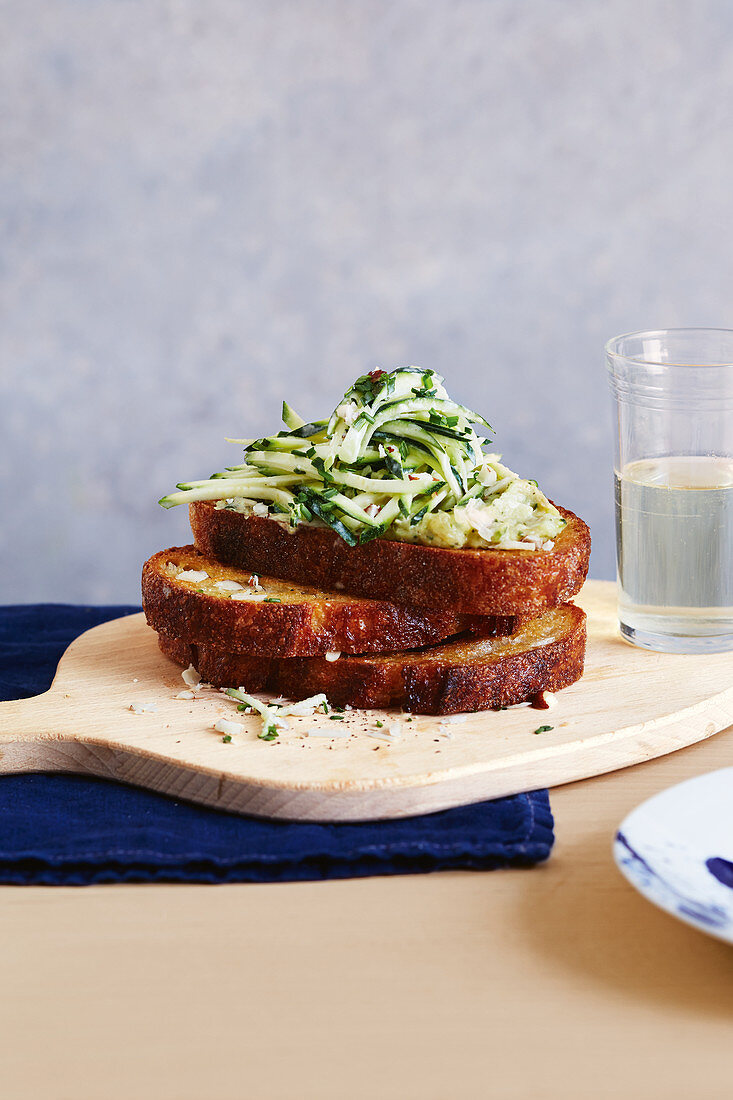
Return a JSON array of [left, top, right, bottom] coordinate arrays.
[[3, 724, 733, 1100]]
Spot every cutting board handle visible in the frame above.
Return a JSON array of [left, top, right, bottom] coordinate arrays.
[[0, 693, 55, 735], [0, 693, 73, 773]]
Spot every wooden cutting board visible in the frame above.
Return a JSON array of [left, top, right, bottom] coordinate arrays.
[[1, 581, 732, 821]]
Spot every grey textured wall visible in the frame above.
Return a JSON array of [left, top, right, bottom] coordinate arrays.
[[3, 0, 733, 603]]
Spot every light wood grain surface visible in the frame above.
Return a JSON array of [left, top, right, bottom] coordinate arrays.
[[3, 582, 733, 819], [3, 723, 733, 1100]]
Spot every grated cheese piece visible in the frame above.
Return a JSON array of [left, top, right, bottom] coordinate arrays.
[[182, 665, 201, 688], [532, 690, 557, 710], [177, 569, 209, 583], [129, 702, 158, 714], [324, 651, 341, 662], [367, 722, 403, 743], [214, 718, 245, 737]]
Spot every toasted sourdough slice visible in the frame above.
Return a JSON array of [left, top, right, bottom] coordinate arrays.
[[143, 546, 523, 658], [190, 501, 591, 617], [157, 602, 586, 715]]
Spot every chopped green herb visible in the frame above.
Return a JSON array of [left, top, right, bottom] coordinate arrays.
[[533, 725, 554, 735], [376, 720, 384, 728], [221, 734, 232, 743], [264, 597, 281, 603], [311, 455, 335, 483], [259, 730, 279, 741], [329, 715, 345, 721]]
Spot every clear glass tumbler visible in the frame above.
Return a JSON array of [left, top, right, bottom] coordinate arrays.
[[606, 328, 733, 654]]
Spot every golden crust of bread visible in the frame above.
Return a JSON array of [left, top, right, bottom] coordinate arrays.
[[189, 501, 591, 616], [156, 603, 586, 715], [143, 546, 520, 657]]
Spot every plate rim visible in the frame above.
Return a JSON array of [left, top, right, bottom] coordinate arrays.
[[613, 767, 733, 945]]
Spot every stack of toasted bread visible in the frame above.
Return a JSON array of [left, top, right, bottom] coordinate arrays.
[[143, 500, 590, 715]]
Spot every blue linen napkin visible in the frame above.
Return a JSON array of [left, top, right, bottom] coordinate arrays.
[[0, 605, 554, 885]]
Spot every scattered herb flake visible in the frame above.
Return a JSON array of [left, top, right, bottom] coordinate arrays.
[[221, 734, 232, 743], [533, 725, 554, 735]]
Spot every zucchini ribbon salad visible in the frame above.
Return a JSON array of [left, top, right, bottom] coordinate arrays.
[[161, 367, 565, 551]]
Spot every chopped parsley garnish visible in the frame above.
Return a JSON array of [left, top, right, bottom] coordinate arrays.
[[533, 725, 554, 735], [329, 714, 345, 721], [221, 734, 232, 743]]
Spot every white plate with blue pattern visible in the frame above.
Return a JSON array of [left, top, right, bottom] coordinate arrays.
[[614, 769, 733, 944]]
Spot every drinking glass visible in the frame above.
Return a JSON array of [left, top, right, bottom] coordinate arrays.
[[606, 328, 733, 653]]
